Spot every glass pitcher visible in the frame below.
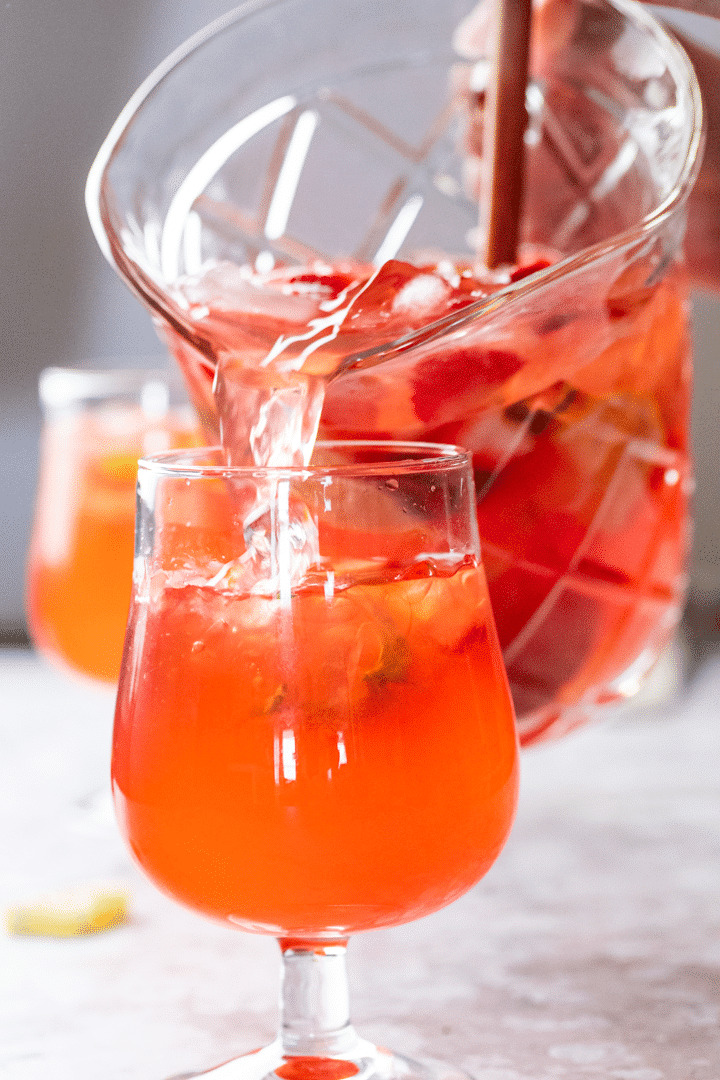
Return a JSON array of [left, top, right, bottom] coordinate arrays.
[[86, 0, 703, 743]]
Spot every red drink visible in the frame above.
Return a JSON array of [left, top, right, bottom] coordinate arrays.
[[113, 554, 518, 935], [164, 252, 690, 741]]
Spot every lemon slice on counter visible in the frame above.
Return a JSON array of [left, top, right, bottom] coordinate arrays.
[[6, 882, 130, 937]]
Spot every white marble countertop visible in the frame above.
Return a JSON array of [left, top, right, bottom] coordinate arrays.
[[2, 648, 720, 1080]]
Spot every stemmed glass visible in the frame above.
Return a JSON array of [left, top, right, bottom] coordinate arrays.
[[112, 440, 519, 1080]]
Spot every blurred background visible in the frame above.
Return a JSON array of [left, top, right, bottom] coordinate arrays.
[[1, 0, 719, 650]]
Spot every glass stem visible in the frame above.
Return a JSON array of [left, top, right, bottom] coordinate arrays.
[[278, 939, 362, 1059]]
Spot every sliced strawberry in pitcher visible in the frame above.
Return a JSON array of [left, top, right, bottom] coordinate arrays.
[[411, 347, 523, 424], [508, 258, 552, 283]]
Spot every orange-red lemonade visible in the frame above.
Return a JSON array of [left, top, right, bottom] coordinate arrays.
[[112, 557, 518, 936], [27, 405, 201, 683]]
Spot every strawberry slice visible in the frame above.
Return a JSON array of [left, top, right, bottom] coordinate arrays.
[[509, 258, 552, 283], [411, 347, 523, 423], [280, 267, 361, 296]]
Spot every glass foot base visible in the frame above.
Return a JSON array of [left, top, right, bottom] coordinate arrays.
[[167, 1039, 472, 1080]]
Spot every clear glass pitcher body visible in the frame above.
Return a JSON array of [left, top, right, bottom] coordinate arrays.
[[86, 0, 703, 741]]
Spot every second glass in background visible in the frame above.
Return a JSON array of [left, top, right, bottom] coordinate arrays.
[[27, 365, 201, 684]]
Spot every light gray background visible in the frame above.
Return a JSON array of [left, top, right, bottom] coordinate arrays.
[[2, 2, 719, 635]]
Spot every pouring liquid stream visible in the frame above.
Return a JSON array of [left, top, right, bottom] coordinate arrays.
[[169, 255, 517, 593]]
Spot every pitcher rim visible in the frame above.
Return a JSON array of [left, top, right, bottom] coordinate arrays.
[[85, 0, 705, 360]]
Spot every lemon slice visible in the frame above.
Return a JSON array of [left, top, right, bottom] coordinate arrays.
[[96, 452, 139, 486], [6, 882, 129, 937]]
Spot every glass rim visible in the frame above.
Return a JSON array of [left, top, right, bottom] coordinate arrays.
[[86, 0, 705, 354], [38, 363, 186, 408], [137, 440, 473, 479]]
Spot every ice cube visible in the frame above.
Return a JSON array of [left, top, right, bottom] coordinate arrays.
[[231, 485, 320, 598], [214, 356, 325, 468], [177, 261, 322, 324], [392, 272, 451, 316]]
